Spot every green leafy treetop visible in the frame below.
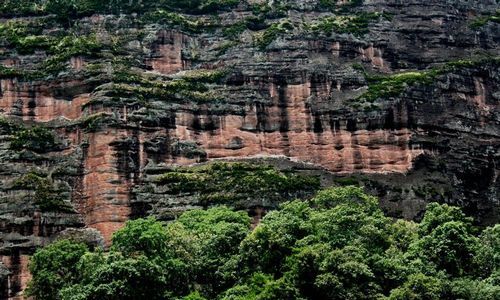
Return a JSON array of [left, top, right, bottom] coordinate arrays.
[[27, 186, 500, 300]]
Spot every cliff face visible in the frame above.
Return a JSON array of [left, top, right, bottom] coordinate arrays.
[[0, 0, 499, 298]]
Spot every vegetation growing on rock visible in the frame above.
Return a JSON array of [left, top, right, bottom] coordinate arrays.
[[306, 12, 384, 36], [253, 20, 294, 50], [10, 126, 57, 153], [470, 10, 500, 29], [0, 19, 52, 54], [27, 187, 500, 300], [356, 56, 500, 104], [12, 172, 71, 211], [0, 117, 20, 134], [318, 0, 363, 11], [98, 67, 227, 104], [156, 162, 320, 206], [0, 0, 241, 18], [0, 1, 498, 299], [141, 10, 212, 33]]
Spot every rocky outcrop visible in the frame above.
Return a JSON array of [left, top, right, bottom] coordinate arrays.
[[0, 0, 498, 298]]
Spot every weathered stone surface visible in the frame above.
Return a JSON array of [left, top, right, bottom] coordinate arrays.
[[0, 0, 498, 297]]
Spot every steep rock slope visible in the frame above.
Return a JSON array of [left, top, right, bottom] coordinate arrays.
[[0, 0, 498, 298]]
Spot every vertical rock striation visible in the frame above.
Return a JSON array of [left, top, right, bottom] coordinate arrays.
[[0, 0, 498, 297]]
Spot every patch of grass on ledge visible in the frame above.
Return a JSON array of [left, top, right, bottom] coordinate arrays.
[[0, 0, 45, 17], [318, 0, 363, 11], [141, 11, 205, 33], [306, 12, 385, 36], [0, 65, 24, 78], [12, 171, 73, 212], [470, 10, 500, 29], [0, 31, 104, 80], [0, 117, 20, 134], [178, 68, 229, 83], [0, 19, 52, 54], [78, 112, 118, 132], [156, 161, 321, 205], [10, 126, 57, 153], [359, 71, 437, 102], [99, 66, 228, 104], [253, 19, 294, 50], [223, 20, 248, 39], [357, 56, 500, 103]]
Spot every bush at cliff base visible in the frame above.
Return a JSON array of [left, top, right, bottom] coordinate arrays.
[[27, 186, 500, 300]]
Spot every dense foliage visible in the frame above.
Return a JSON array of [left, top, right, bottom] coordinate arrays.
[[28, 186, 499, 300]]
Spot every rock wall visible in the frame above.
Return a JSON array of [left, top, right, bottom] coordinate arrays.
[[0, 0, 498, 298]]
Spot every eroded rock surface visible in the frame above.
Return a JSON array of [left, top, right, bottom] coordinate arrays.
[[0, 0, 499, 298]]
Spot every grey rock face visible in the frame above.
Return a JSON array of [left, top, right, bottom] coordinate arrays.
[[0, 0, 498, 297]]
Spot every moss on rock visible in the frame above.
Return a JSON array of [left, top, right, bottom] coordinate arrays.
[[12, 172, 72, 212], [156, 162, 320, 206], [10, 126, 57, 153]]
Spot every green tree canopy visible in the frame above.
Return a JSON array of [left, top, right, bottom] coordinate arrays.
[[27, 187, 500, 300]]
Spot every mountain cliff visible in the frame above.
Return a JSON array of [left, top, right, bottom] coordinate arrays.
[[0, 0, 498, 298]]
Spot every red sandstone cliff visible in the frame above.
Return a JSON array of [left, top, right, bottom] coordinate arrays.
[[0, 0, 499, 298]]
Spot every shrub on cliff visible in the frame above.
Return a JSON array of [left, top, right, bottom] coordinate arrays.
[[12, 172, 71, 212], [141, 0, 239, 14], [155, 162, 320, 206], [0, 0, 44, 17], [10, 126, 57, 153], [0, 117, 19, 134], [45, 0, 103, 25]]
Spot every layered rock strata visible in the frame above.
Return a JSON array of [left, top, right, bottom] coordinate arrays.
[[0, 0, 498, 298]]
